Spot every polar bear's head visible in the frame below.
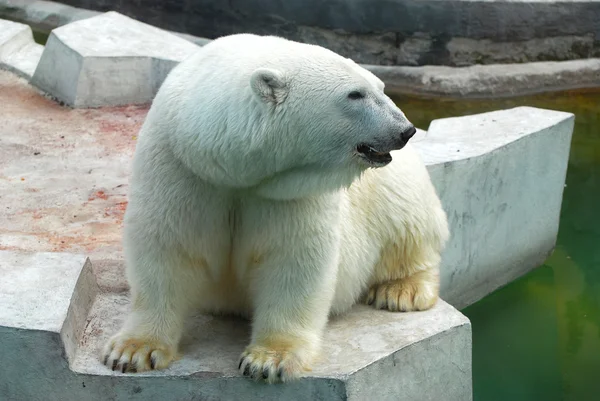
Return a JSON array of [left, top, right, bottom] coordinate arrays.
[[167, 35, 416, 200], [247, 47, 416, 199]]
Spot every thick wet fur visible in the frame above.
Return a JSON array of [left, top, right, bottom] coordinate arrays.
[[101, 34, 449, 383]]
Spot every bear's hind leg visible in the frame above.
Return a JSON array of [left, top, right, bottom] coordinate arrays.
[[366, 241, 441, 312]]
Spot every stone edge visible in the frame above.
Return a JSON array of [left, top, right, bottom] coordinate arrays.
[[419, 106, 576, 165], [60, 257, 100, 364], [346, 322, 473, 401]]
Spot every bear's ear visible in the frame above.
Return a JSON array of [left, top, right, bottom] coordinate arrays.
[[250, 68, 288, 105]]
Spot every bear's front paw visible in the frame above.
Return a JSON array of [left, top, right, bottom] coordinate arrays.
[[101, 332, 175, 373], [238, 340, 313, 384], [367, 276, 438, 312]]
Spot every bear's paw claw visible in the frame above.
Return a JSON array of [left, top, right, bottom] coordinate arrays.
[[238, 344, 308, 384], [101, 333, 175, 373], [367, 276, 438, 312]]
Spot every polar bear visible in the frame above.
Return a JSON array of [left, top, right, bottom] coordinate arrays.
[[101, 33, 449, 383]]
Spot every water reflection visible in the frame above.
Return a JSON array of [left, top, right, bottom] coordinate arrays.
[[393, 90, 600, 401]]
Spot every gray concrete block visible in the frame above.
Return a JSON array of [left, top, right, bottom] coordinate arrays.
[[0, 251, 88, 331], [0, 19, 32, 63], [0, 251, 471, 400], [74, 294, 470, 401], [414, 107, 574, 308], [0, 251, 98, 363], [30, 11, 199, 107], [0, 18, 43, 79]]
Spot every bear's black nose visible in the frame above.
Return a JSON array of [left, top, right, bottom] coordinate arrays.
[[401, 126, 417, 142]]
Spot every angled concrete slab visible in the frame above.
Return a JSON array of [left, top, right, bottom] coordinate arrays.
[[414, 106, 574, 308], [0, 250, 98, 363], [0, 18, 43, 79], [72, 293, 471, 401], [30, 11, 199, 107], [0, 252, 471, 401]]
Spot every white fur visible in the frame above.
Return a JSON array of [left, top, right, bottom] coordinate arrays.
[[101, 34, 449, 383]]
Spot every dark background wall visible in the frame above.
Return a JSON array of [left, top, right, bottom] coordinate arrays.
[[53, 0, 600, 66]]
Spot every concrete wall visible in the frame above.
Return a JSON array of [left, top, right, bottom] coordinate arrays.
[[2, 7, 600, 98], [45, 0, 600, 66]]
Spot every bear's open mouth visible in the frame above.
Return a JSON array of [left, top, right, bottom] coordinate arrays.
[[356, 144, 392, 166]]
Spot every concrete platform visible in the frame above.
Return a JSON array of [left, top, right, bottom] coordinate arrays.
[[0, 66, 574, 399], [0, 251, 472, 401], [30, 11, 199, 107], [0, 18, 43, 79], [0, 70, 143, 262]]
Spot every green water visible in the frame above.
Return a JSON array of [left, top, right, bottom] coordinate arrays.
[[394, 90, 600, 401], [32, 29, 49, 45]]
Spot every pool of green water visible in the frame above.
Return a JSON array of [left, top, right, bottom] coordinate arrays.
[[32, 29, 49, 45], [394, 90, 600, 401]]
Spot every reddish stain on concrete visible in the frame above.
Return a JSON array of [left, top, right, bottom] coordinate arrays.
[[0, 71, 149, 260], [89, 190, 109, 201], [103, 201, 128, 219]]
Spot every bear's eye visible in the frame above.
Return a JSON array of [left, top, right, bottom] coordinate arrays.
[[348, 91, 365, 100]]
